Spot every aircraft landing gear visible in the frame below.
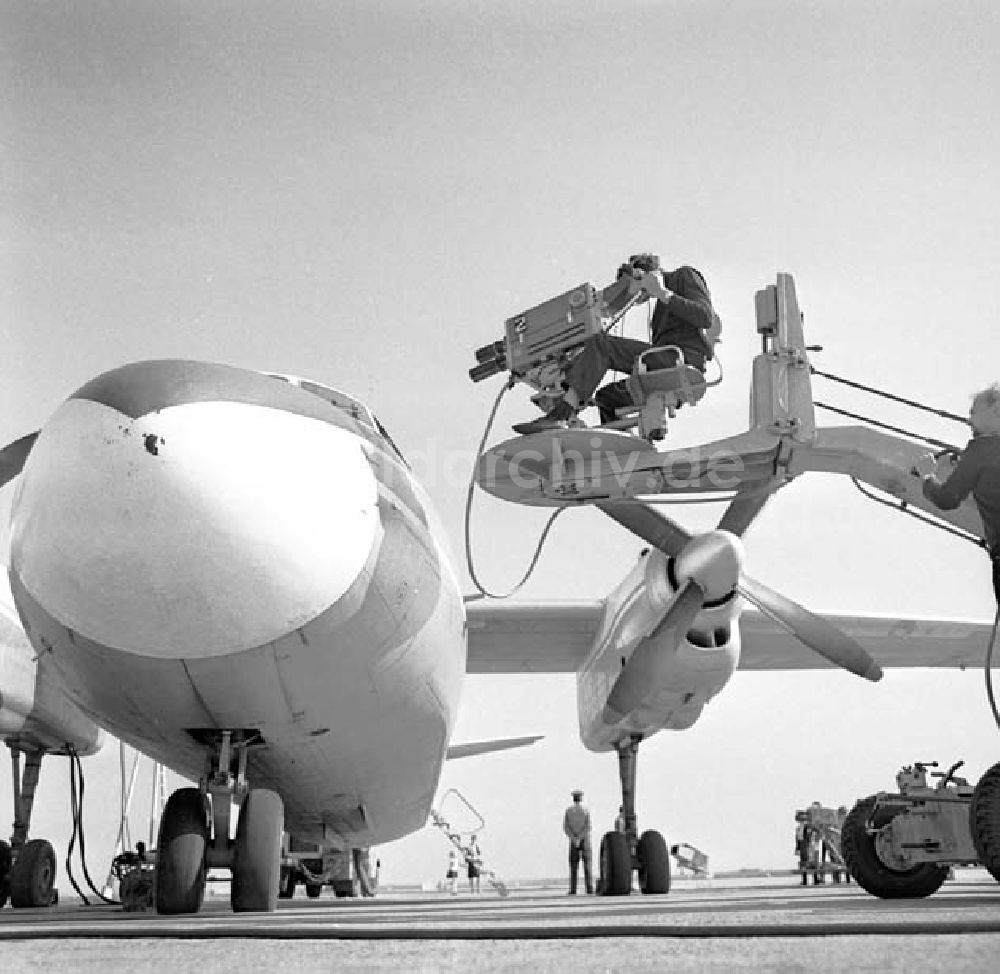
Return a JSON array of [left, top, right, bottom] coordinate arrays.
[[154, 731, 283, 915], [3, 747, 58, 908], [598, 736, 670, 896]]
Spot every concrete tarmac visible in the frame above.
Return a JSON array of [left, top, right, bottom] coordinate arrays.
[[1, 875, 999, 972]]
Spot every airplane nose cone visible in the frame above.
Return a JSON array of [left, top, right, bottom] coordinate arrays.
[[9, 363, 381, 659]]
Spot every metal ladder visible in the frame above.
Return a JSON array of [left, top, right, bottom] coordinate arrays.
[[430, 789, 509, 896]]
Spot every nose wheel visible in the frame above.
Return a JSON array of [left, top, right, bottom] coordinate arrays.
[[231, 788, 283, 912], [154, 730, 284, 914], [154, 787, 209, 914]]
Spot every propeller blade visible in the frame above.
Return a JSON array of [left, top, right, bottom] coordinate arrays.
[[596, 500, 691, 557], [0, 431, 39, 490], [604, 581, 704, 722], [716, 485, 774, 537], [737, 575, 883, 682]]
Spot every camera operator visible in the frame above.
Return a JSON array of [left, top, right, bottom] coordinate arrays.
[[512, 253, 720, 435]]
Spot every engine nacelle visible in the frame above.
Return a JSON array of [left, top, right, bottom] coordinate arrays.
[[575, 549, 741, 752]]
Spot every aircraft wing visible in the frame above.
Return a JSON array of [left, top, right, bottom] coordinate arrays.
[[465, 600, 993, 672], [464, 600, 604, 673], [739, 610, 994, 670]]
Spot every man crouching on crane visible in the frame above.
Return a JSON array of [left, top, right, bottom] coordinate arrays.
[[512, 253, 722, 435], [914, 382, 1000, 605]]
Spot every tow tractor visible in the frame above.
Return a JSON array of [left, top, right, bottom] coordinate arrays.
[[841, 759, 1000, 898], [278, 841, 378, 900]]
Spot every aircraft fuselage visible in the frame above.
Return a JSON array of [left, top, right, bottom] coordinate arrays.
[[7, 361, 466, 849]]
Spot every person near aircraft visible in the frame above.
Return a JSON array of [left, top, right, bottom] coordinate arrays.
[[913, 382, 1000, 604], [794, 811, 823, 886], [614, 804, 627, 833], [513, 253, 720, 435], [446, 848, 459, 895], [467, 834, 482, 894], [563, 788, 594, 895], [830, 806, 849, 883], [794, 812, 810, 886]]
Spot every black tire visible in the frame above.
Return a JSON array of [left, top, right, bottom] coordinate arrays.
[[0, 838, 11, 909], [970, 760, 1000, 884], [155, 787, 209, 915], [278, 866, 297, 899], [599, 831, 632, 896], [637, 829, 670, 895], [9, 839, 57, 908], [231, 789, 284, 913], [840, 795, 948, 899], [305, 882, 322, 899]]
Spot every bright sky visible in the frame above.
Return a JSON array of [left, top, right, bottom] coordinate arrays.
[[2, 1, 1000, 892]]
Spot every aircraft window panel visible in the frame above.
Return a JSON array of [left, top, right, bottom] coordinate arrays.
[[297, 380, 376, 430], [373, 416, 409, 467], [264, 374, 408, 464]]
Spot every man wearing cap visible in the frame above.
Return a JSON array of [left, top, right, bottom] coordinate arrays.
[[563, 788, 593, 895]]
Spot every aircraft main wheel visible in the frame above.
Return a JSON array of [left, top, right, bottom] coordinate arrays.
[[637, 829, 670, 895], [231, 788, 284, 913], [840, 795, 948, 899], [599, 831, 632, 896], [0, 838, 11, 908], [9, 839, 57, 908], [305, 882, 323, 899], [969, 760, 1000, 884], [155, 787, 209, 915], [278, 866, 297, 899]]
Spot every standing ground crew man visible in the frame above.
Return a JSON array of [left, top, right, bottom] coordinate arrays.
[[563, 788, 593, 895], [914, 382, 1000, 604]]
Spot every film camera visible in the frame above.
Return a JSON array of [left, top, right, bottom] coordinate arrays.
[[468, 275, 639, 412]]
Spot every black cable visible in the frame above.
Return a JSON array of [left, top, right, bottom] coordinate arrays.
[[812, 368, 969, 425], [65, 747, 120, 906], [816, 401, 961, 453], [65, 747, 90, 905], [75, 750, 119, 904], [848, 477, 986, 548], [986, 606, 1000, 734], [464, 380, 566, 599]]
